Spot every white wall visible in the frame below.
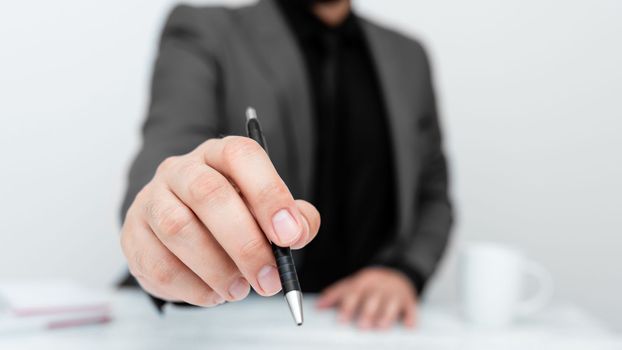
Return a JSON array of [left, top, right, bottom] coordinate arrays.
[[0, 0, 620, 329], [356, 1, 622, 330]]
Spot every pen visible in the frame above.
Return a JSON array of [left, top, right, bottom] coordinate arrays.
[[245, 107, 304, 326]]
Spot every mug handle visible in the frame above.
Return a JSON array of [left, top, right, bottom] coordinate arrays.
[[516, 259, 554, 317]]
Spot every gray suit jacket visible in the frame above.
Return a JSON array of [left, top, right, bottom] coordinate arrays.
[[122, 0, 453, 292]]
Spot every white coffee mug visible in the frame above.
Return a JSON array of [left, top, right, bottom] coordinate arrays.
[[460, 242, 553, 327]]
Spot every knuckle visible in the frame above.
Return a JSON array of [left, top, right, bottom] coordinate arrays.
[[157, 156, 180, 173], [142, 198, 158, 221], [188, 172, 231, 205], [130, 250, 147, 280], [177, 160, 199, 179], [133, 185, 152, 208], [238, 237, 267, 261], [222, 136, 263, 165], [157, 205, 194, 238], [256, 181, 289, 204], [199, 138, 220, 153], [148, 256, 179, 286]]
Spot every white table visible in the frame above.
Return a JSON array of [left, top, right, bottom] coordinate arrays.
[[0, 290, 620, 349]]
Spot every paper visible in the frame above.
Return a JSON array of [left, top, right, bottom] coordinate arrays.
[[0, 280, 109, 315], [0, 280, 111, 333]]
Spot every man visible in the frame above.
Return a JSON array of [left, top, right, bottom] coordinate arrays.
[[120, 0, 452, 330]]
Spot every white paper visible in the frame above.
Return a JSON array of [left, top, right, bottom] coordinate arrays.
[[0, 280, 109, 315]]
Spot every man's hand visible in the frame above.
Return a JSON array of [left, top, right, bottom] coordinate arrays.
[[120, 136, 320, 306], [316, 267, 417, 330]]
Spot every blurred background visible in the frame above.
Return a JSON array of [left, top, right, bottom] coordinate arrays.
[[0, 0, 620, 330]]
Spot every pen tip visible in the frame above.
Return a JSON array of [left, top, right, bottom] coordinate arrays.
[[245, 107, 257, 122], [285, 290, 304, 326]]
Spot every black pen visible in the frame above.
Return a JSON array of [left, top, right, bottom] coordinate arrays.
[[245, 107, 304, 326]]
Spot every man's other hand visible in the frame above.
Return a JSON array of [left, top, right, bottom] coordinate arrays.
[[120, 136, 320, 306], [316, 267, 417, 330]]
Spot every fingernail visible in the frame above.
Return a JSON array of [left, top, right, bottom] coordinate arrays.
[[228, 277, 250, 301], [257, 265, 281, 295], [272, 209, 301, 244], [213, 294, 225, 305]]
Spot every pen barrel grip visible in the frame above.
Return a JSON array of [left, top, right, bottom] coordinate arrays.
[[271, 244, 301, 293]]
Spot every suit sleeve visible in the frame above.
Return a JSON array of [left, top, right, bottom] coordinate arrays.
[[121, 5, 222, 220], [375, 47, 453, 294], [119, 6, 222, 308]]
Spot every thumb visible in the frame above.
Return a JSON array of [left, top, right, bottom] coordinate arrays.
[[289, 199, 320, 249]]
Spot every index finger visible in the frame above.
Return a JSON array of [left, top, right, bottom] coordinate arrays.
[[199, 136, 314, 247]]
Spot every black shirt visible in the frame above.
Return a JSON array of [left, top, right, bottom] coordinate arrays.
[[276, 0, 398, 292]]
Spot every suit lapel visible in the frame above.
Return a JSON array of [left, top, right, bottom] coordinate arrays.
[[238, 1, 416, 229], [361, 20, 418, 233], [239, 0, 315, 200]]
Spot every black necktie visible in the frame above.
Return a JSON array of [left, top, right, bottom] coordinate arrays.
[[301, 32, 348, 291]]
